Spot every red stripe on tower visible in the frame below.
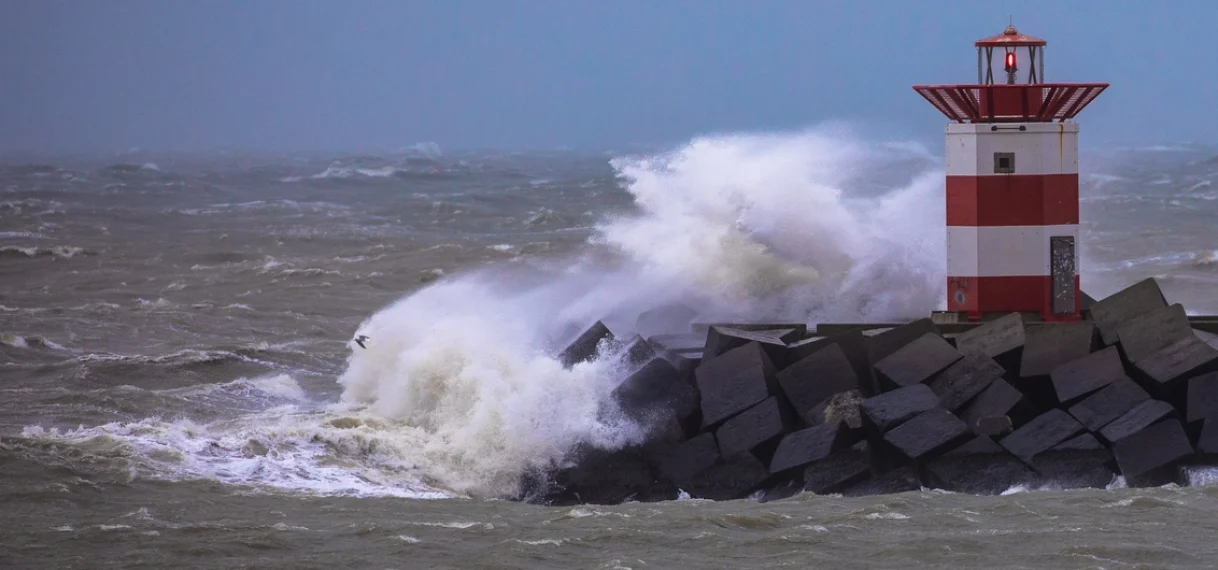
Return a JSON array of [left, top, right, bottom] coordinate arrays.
[[912, 24, 1107, 321]]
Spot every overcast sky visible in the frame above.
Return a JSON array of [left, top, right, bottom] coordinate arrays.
[[2, 0, 1213, 152]]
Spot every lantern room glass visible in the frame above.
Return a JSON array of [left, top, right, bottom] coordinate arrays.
[[978, 44, 1045, 85]]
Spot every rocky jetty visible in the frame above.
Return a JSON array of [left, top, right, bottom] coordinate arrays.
[[521, 278, 1218, 505]]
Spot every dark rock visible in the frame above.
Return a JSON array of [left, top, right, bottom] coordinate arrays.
[[695, 342, 777, 428], [960, 378, 1028, 431], [1187, 372, 1218, 424], [840, 466, 921, 497], [559, 321, 615, 368], [954, 312, 1026, 360], [683, 452, 771, 501], [924, 436, 1036, 495], [1031, 433, 1116, 489], [703, 326, 800, 365], [976, 415, 1013, 437], [776, 343, 860, 422], [769, 421, 853, 474], [806, 390, 865, 430], [1050, 346, 1128, 404], [874, 333, 963, 390], [801, 441, 874, 494], [1133, 336, 1218, 388], [635, 303, 698, 337], [1112, 418, 1194, 482], [1067, 378, 1151, 432], [1098, 400, 1177, 444], [883, 409, 972, 461], [1090, 277, 1169, 345], [658, 433, 720, 484], [716, 396, 790, 458], [928, 352, 1004, 410], [1000, 409, 1085, 464], [787, 329, 878, 397], [861, 384, 941, 432], [1019, 322, 1098, 378], [611, 358, 700, 425], [867, 318, 939, 364], [1117, 303, 1193, 364]]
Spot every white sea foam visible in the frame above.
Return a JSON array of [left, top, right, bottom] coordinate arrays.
[[21, 125, 949, 500]]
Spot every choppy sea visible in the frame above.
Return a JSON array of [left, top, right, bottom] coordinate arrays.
[[4, 129, 1218, 569]]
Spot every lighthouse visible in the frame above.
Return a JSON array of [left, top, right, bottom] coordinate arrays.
[[914, 25, 1108, 322]]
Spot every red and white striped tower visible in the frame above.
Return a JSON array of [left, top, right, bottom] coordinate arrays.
[[914, 25, 1108, 321]]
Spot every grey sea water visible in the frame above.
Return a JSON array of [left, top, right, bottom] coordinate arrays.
[[3, 131, 1218, 569]]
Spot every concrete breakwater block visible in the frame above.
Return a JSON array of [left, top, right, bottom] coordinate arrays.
[[861, 384, 940, 432], [558, 320, 615, 368], [777, 343, 861, 423], [874, 333, 962, 390], [523, 279, 1218, 506], [1090, 277, 1168, 346], [1050, 346, 1127, 405], [695, 342, 778, 428], [924, 436, 1037, 494]]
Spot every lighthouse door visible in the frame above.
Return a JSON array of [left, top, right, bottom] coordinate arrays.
[[1050, 236, 1076, 314]]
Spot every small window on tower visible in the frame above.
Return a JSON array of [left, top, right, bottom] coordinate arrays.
[[994, 152, 1015, 174]]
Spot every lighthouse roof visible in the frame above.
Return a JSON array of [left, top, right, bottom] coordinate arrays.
[[975, 25, 1047, 47]]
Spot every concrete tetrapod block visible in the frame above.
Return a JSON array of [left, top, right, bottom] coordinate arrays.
[[715, 396, 790, 458], [1090, 277, 1169, 346], [999, 409, 1085, 465], [1133, 336, 1218, 391], [647, 333, 704, 357], [806, 390, 865, 430], [768, 421, 853, 475], [776, 343, 860, 423], [1116, 303, 1193, 365], [787, 329, 878, 397], [695, 342, 778, 428], [683, 452, 772, 501], [1187, 372, 1218, 424], [1050, 346, 1129, 405], [611, 358, 701, 426], [883, 408, 972, 462], [1067, 378, 1151, 432], [954, 312, 1026, 361], [559, 320, 615, 368], [1112, 418, 1194, 485], [1030, 433, 1116, 489], [867, 318, 939, 365], [800, 441, 874, 495], [861, 384, 941, 432], [1019, 322, 1099, 379], [923, 436, 1037, 495], [703, 326, 801, 367], [1097, 400, 1177, 445], [874, 333, 963, 391], [658, 433, 720, 485], [928, 352, 1005, 411]]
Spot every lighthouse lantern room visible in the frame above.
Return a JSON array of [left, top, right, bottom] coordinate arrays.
[[913, 25, 1108, 322]]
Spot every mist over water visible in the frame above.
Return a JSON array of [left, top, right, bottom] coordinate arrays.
[[4, 126, 1218, 568]]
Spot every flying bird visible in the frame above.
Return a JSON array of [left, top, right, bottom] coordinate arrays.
[[353, 335, 370, 349]]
